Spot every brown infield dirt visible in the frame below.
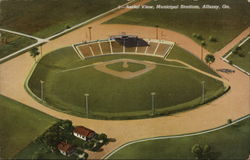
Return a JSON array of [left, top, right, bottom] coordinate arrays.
[[0, 0, 249, 158], [94, 59, 156, 79]]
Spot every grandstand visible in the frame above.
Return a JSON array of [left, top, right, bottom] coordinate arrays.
[[73, 37, 174, 60]]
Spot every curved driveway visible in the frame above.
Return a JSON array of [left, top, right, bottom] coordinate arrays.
[[0, 3, 249, 158]]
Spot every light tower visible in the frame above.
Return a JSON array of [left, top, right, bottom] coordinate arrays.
[[40, 80, 45, 102], [155, 25, 159, 40], [84, 93, 90, 117], [201, 81, 205, 104], [151, 92, 156, 115], [88, 27, 92, 41]]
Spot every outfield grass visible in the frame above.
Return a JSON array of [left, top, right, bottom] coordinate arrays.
[[0, 31, 37, 59], [27, 47, 226, 119], [107, 116, 250, 160], [105, 0, 250, 53], [167, 45, 220, 77], [227, 38, 250, 73], [0, 0, 127, 38], [0, 95, 58, 159]]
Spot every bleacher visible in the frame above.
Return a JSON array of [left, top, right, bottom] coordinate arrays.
[[111, 41, 123, 53], [125, 46, 137, 53], [90, 43, 102, 56], [73, 38, 174, 59], [155, 43, 171, 57], [77, 45, 93, 58], [146, 42, 158, 55], [136, 46, 148, 54], [100, 41, 112, 54]]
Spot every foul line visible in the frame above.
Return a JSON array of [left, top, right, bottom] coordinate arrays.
[[103, 114, 250, 159], [57, 59, 190, 74]]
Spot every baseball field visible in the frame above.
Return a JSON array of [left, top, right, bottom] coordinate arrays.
[[26, 44, 227, 120]]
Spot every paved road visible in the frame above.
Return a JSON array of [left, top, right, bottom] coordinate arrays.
[[0, 1, 249, 158]]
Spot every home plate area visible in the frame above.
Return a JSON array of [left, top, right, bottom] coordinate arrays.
[[94, 59, 156, 79]]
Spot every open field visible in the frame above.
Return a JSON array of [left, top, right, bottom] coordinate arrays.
[[0, 95, 58, 159], [107, 116, 250, 159], [105, 0, 250, 53], [27, 47, 226, 119], [167, 46, 220, 76], [0, 31, 37, 59], [0, 0, 127, 38], [227, 37, 250, 73], [14, 142, 69, 160]]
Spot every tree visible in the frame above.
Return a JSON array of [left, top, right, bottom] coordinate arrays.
[[30, 47, 40, 62], [96, 133, 108, 144], [191, 144, 212, 160], [200, 41, 206, 60], [209, 36, 217, 42], [192, 144, 203, 159], [205, 54, 215, 67]]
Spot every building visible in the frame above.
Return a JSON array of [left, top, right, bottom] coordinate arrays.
[[57, 142, 74, 156], [73, 126, 96, 141]]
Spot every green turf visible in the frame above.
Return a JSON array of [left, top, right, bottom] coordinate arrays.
[[105, 0, 250, 53], [0, 0, 127, 38], [107, 62, 146, 72], [227, 38, 250, 73], [108, 116, 250, 159], [14, 142, 70, 160], [0, 31, 37, 59], [0, 95, 58, 159], [167, 45, 220, 77], [27, 47, 227, 119]]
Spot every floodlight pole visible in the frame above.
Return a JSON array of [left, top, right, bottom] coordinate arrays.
[[151, 92, 156, 115], [84, 93, 89, 117], [201, 81, 205, 104], [201, 45, 203, 60], [88, 27, 92, 41], [155, 25, 159, 40], [40, 80, 45, 102]]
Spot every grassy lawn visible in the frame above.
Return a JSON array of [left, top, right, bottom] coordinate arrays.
[[105, 0, 250, 53], [14, 142, 70, 160], [0, 95, 58, 159], [167, 45, 220, 77], [107, 116, 250, 160], [27, 47, 226, 120], [0, 0, 127, 38], [227, 37, 250, 73], [0, 31, 37, 59]]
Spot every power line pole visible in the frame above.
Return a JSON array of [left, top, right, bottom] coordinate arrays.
[[201, 81, 205, 104], [151, 92, 156, 115], [40, 80, 44, 102], [88, 27, 92, 41], [155, 25, 159, 40], [84, 93, 89, 117]]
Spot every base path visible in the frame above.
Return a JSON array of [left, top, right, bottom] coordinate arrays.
[[94, 59, 156, 79], [0, 3, 249, 159]]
